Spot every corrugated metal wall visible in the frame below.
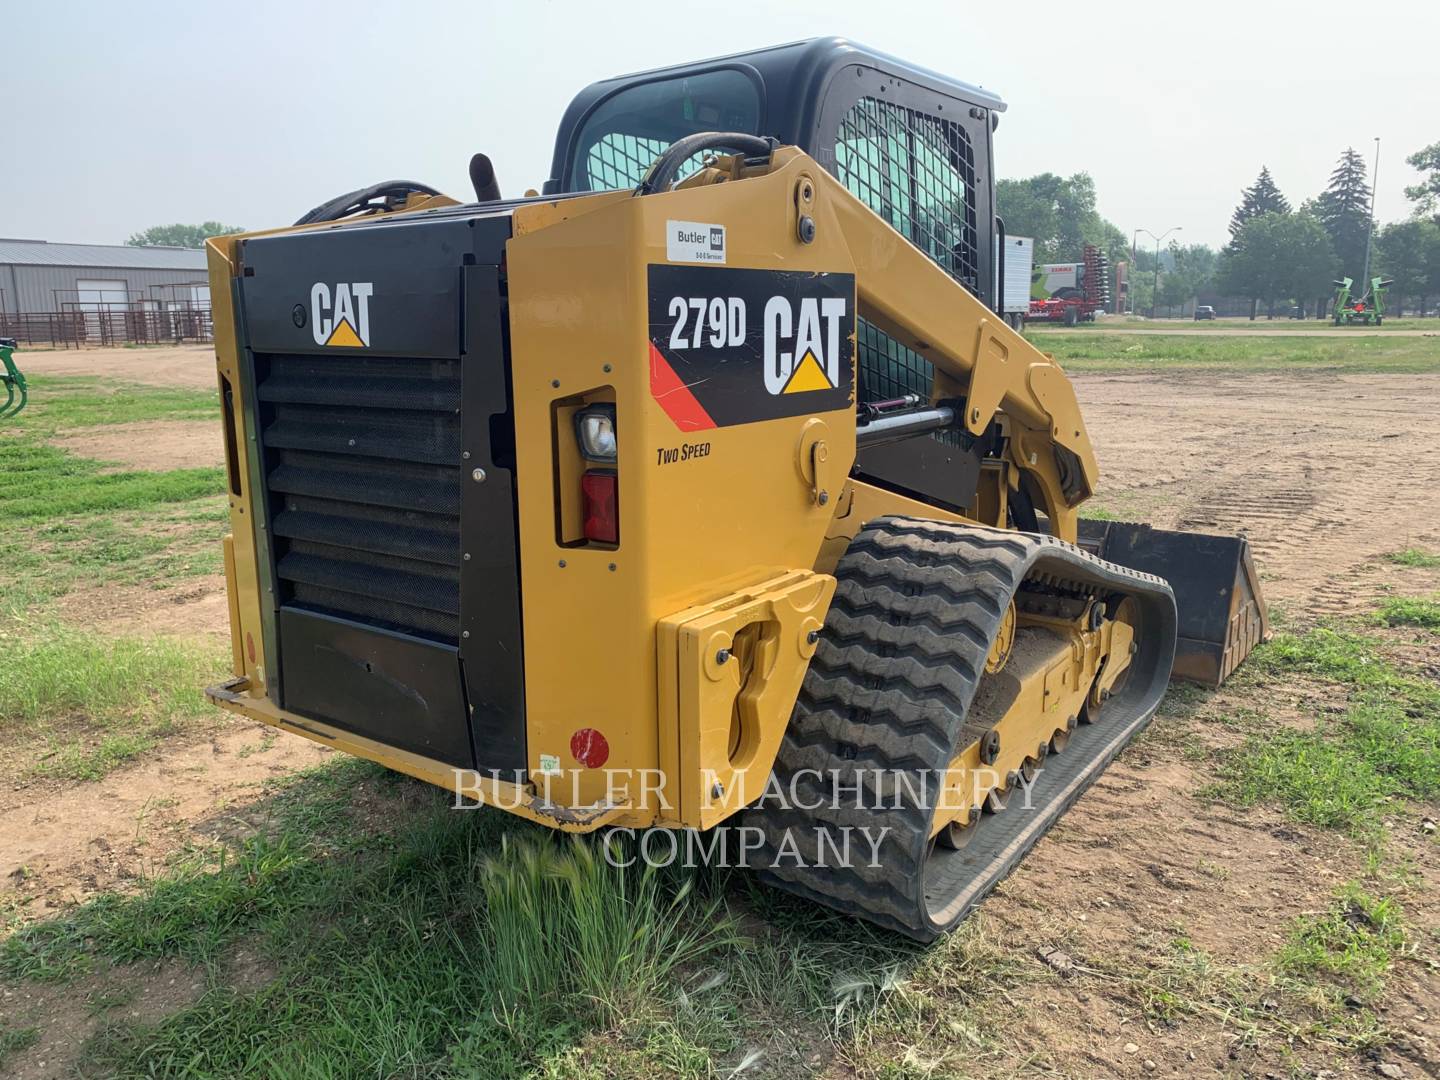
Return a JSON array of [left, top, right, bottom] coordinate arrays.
[[0, 263, 209, 313]]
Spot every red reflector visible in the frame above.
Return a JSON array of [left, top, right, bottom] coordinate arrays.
[[570, 727, 610, 768], [581, 470, 618, 543]]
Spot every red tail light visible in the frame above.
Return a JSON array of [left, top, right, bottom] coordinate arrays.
[[581, 470, 618, 544]]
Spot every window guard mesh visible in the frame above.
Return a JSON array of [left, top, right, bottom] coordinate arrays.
[[834, 97, 979, 420], [585, 133, 716, 191]]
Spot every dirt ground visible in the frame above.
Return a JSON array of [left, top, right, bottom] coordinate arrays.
[[50, 419, 224, 473], [18, 344, 217, 390], [1, 726, 331, 920], [4, 357, 1440, 1078], [1078, 370, 1440, 617]]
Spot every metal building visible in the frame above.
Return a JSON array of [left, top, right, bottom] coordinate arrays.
[[0, 238, 211, 346]]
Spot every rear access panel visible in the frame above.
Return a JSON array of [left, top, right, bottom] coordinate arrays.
[[279, 608, 471, 763], [235, 210, 525, 771]]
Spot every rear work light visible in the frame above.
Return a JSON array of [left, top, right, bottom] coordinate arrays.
[[575, 404, 617, 462], [581, 470, 618, 544]]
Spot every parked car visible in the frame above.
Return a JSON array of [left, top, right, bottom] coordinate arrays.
[[1194, 305, 1216, 321]]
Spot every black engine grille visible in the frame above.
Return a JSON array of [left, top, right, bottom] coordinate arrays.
[[256, 353, 462, 644]]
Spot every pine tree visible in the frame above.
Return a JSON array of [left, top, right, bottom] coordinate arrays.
[[1315, 148, 1372, 277], [1227, 167, 1291, 251]]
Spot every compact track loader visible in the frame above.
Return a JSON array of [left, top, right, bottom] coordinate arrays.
[[206, 39, 1266, 939]]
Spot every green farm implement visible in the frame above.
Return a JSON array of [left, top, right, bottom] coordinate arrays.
[[0, 338, 27, 419], [1332, 276, 1393, 326]]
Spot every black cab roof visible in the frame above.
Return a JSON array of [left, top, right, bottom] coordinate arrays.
[[544, 37, 1006, 194]]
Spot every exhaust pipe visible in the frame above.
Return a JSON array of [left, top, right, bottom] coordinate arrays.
[[469, 153, 502, 202]]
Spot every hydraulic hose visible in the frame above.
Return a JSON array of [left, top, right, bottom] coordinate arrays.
[[634, 132, 778, 196]]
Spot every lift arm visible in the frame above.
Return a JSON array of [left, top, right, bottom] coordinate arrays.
[[803, 156, 1100, 540]]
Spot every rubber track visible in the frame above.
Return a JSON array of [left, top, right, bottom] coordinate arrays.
[[745, 516, 1177, 940]]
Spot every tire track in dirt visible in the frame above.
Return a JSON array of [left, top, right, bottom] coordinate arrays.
[[1076, 370, 1440, 620]]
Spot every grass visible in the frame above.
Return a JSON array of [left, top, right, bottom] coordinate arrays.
[[0, 440, 222, 522], [1376, 595, 1440, 630], [0, 376, 229, 780], [1206, 627, 1440, 834], [0, 1024, 40, 1068], [0, 372, 224, 522], [1029, 332, 1440, 373], [0, 377, 224, 622], [0, 623, 224, 779], [1044, 315, 1438, 332], [0, 762, 764, 1078], [0, 753, 1023, 1078], [1277, 884, 1407, 1004], [1000, 922, 1393, 1059], [0, 624, 219, 731], [1384, 547, 1440, 568], [0, 372, 227, 622], [0, 498, 227, 619], [6, 375, 218, 435], [0, 732, 1425, 1076]]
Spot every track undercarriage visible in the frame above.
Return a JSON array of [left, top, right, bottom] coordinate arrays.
[[748, 517, 1176, 940]]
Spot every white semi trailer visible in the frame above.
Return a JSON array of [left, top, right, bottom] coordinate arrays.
[[998, 234, 1034, 329]]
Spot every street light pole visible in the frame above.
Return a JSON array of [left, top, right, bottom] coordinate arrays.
[[1130, 229, 1141, 313], [1138, 226, 1183, 319], [1360, 137, 1380, 291]]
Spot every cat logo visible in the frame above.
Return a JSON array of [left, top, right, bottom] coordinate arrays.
[[310, 282, 373, 348], [763, 294, 847, 395]]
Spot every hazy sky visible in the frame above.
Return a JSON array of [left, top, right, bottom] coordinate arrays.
[[5, 1, 1436, 251]]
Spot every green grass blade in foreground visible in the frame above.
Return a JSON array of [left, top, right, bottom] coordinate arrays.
[[1, 779, 740, 1078], [478, 834, 735, 1025]]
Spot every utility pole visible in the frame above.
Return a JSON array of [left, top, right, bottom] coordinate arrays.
[[1360, 137, 1380, 291], [1130, 229, 1141, 313]]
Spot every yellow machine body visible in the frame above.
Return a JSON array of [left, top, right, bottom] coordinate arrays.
[[209, 149, 1100, 829]]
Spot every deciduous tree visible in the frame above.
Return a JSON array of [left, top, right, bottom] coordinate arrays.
[[1403, 141, 1440, 219], [996, 173, 1127, 265], [1218, 212, 1335, 319], [1376, 217, 1440, 315], [127, 222, 246, 249]]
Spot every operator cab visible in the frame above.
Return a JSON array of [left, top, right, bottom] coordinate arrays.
[[547, 38, 1002, 308], [546, 38, 1008, 512]]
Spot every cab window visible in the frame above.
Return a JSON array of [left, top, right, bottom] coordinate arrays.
[[568, 69, 761, 191]]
